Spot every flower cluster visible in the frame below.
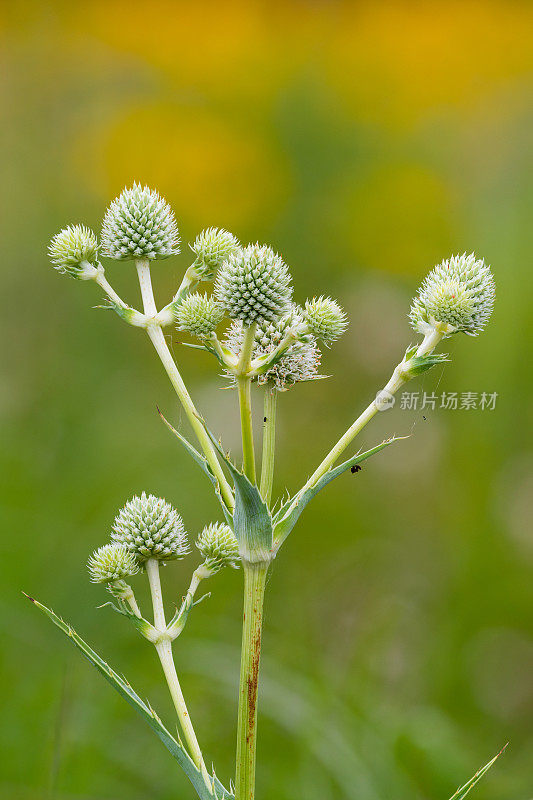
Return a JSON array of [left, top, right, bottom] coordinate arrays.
[[303, 296, 348, 345], [215, 243, 293, 326], [48, 225, 100, 279], [410, 253, 495, 336], [225, 305, 322, 390], [190, 227, 241, 280], [196, 523, 240, 573], [174, 292, 225, 338], [87, 543, 139, 584], [101, 183, 180, 261], [111, 492, 188, 562]]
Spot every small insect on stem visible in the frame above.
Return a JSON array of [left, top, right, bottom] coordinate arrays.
[[350, 464, 362, 474], [264, 416, 267, 422]]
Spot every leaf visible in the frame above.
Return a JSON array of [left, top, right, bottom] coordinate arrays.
[[194, 415, 274, 562], [273, 437, 406, 549], [157, 407, 233, 526], [448, 745, 507, 800], [26, 594, 233, 800]]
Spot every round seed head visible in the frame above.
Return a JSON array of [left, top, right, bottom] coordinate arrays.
[[215, 243, 293, 326], [190, 227, 241, 280], [48, 225, 100, 279], [303, 296, 348, 345], [225, 305, 322, 391], [196, 523, 239, 572], [111, 492, 188, 562], [87, 543, 139, 584], [174, 292, 225, 338], [410, 253, 495, 336], [101, 183, 180, 261]]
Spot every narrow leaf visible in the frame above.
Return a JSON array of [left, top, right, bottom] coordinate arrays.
[[273, 437, 406, 549], [448, 745, 507, 800], [157, 407, 233, 525], [26, 594, 232, 800]]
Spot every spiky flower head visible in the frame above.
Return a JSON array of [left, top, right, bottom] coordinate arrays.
[[215, 243, 293, 326], [190, 227, 241, 280], [174, 292, 224, 338], [87, 543, 139, 584], [48, 225, 100, 279], [410, 253, 495, 336], [303, 296, 348, 345], [111, 492, 188, 562], [196, 523, 240, 573], [225, 305, 321, 390], [101, 183, 180, 261]]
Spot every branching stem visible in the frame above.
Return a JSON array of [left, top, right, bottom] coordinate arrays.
[[135, 260, 234, 512], [259, 389, 277, 505], [237, 324, 257, 483], [145, 559, 210, 787], [297, 327, 445, 496]]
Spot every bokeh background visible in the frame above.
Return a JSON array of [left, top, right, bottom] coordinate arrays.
[[1, 1, 532, 798]]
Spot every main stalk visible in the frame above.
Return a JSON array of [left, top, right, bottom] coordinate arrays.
[[235, 561, 269, 800]]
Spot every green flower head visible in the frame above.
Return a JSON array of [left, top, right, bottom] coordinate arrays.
[[174, 292, 225, 338], [196, 523, 240, 573], [101, 183, 180, 261], [303, 296, 348, 345], [190, 227, 241, 280], [410, 253, 495, 336], [111, 492, 188, 562], [48, 225, 100, 279], [87, 543, 139, 584], [215, 243, 293, 326]]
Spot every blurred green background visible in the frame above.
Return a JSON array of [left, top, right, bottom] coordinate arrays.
[[1, 1, 532, 798]]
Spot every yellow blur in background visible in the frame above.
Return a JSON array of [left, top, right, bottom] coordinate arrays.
[[1, 2, 532, 799]]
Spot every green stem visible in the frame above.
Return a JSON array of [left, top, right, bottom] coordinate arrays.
[[259, 389, 277, 505], [135, 260, 234, 512], [297, 327, 445, 496], [235, 561, 269, 800], [237, 324, 257, 483], [145, 559, 210, 787]]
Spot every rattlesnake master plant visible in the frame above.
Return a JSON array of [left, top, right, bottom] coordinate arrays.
[[31, 183, 501, 800]]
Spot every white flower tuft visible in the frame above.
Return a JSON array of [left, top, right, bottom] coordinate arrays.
[[101, 184, 180, 261], [215, 243, 293, 326], [49, 225, 100, 279], [410, 253, 495, 336], [87, 543, 139, 584], [190, 227, 241, 280], [111, 492, 188, 562], [174, 292, 224, 338], [196, 523, 240, 572], [225, 305, 322, 390]]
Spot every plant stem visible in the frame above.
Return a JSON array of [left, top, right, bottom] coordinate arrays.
[[145, 559, 210, 786], [298, 327, 445, 494], [135, 260, 234, 512], [155, 639, 211, 786], [96, 271, 128, 308], [235, 561, 269, 800], [237, 324, 257, 483], [123, 587, 141, 618], [145, 558, 167, 631], [259, 389, 277, 505]]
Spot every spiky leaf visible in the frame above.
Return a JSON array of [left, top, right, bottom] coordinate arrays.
[[26, 595, 233, 799], [273, 437, 405, 549]]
